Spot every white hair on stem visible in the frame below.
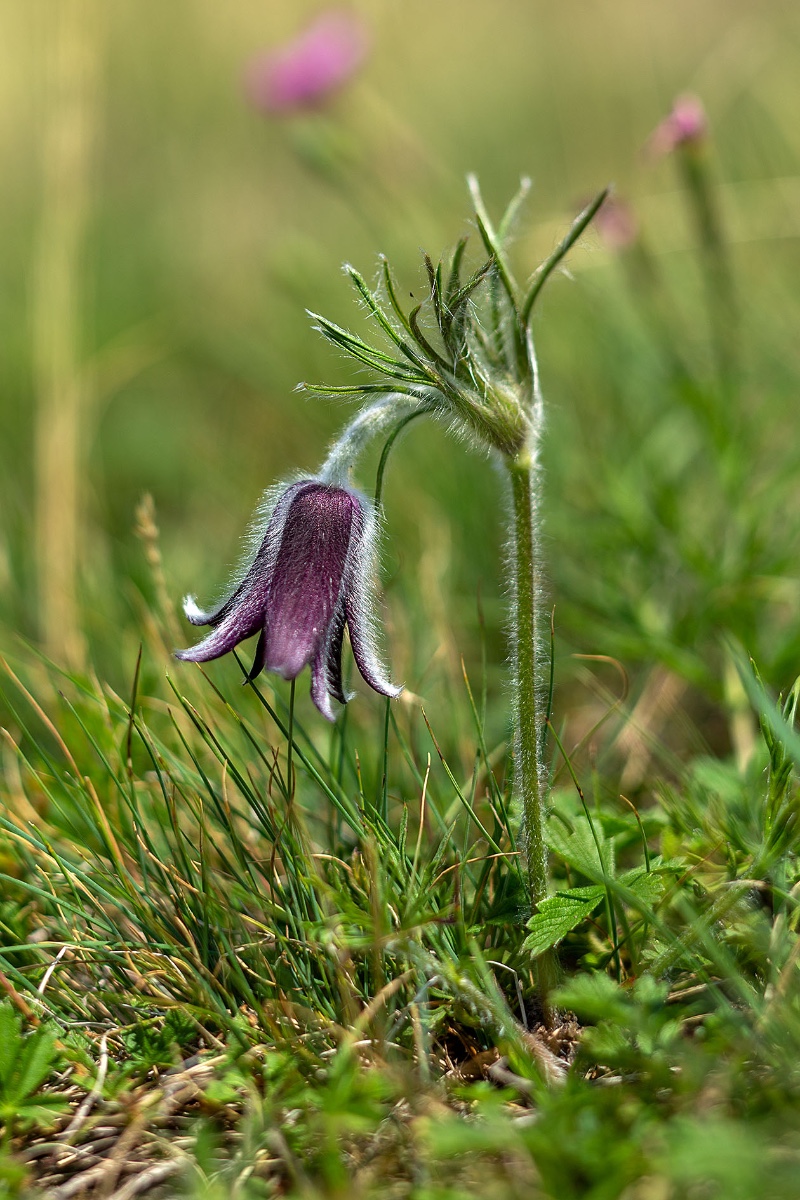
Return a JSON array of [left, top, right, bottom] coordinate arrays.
[[318, 393, 426, 486]]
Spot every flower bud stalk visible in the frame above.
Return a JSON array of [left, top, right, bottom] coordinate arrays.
[[508, 451, 547, 910], [303, 179, 607, 1016]]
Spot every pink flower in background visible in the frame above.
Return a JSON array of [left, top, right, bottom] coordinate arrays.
[[594, 196, 638, 252], [648, 94, 708, 157], [245, 10, 369, 113]]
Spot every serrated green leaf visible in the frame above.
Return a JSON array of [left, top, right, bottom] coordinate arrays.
[[615, 862, 683, 913], [9, 1096, 70, 1131], [14, 1028, 59, 1103], [523, 886, 605, 957], [618, 867, 665, 906], [548, 818, 614, 881], [0, 1002, 21, 1088]]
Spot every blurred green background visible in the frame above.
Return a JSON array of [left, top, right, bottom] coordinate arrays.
[[2, 0, 800, 748]]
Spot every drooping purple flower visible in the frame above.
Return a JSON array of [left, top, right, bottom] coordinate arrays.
[[176, 480, 400, 720], [244, 10, 369, 114], [647, 94, 708, 158]]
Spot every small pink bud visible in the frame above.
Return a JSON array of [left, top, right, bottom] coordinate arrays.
[[244, 10, 369, 115], [593, 196, 638, 252], [647, 94, 708, 158]]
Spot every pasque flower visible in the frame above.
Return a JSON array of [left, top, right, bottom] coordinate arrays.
[[176, 480, 400, 720], [176, 181, 609, 1014]]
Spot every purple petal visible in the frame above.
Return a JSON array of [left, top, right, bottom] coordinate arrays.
[[175, 597, 264, 664], [183, 595, 218, 627], [263, 484, 357, 680], [309, 602, 347, 720], [310, 651, 336, 721], [343, 502, 402, 700], [324, 608, 348, 704], [246, 629, 267, 681], [177, 480, 321, 668], [182, 481, 317, 631], [346, 595, 402, 698]]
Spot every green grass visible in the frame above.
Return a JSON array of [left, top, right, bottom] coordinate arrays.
[[3, 590, 800, 1196], [3, 1, 800, 1196]]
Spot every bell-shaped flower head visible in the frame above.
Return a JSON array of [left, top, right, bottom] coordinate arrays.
[[176, 480, 401, 721]]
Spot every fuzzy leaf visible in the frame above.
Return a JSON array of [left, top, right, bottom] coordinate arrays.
[[523, 885, 605, 957]]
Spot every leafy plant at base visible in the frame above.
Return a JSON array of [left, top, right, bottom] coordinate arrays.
[[0, 1002, 67, 1148]]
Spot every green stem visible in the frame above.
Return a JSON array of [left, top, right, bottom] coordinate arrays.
[[287, 678, 296, 803], [678, 144, 738, 399], [508, 455, 546, 905], [374, 407, 430, 504], [508, 451, 554, 1014], [521, 187, 610, 324]]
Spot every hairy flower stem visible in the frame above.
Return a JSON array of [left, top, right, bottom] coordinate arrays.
[[319, 393, 428, 486], [297, 178, 609, 1020], [508, 449, 555, 1015]]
